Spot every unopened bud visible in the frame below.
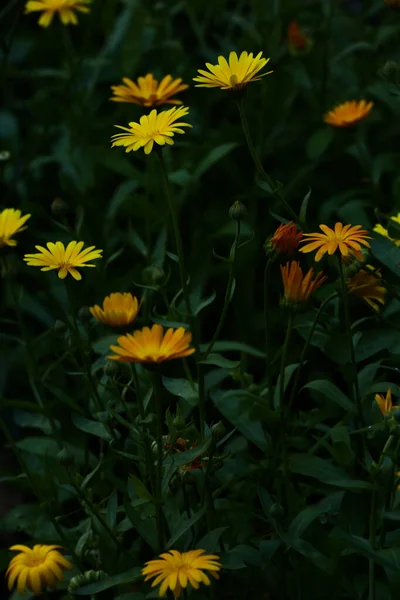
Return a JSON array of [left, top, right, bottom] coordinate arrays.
[[211, 421, 226, 439], [142, 265, 165, 286], [51, 197, 69, 215], [229, 201, 247, 221], [53, 320, 67, 335]]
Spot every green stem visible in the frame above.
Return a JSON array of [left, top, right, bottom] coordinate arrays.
[[236, 99, 302, 226], [369, 491, 377, 600], [278, 312, 293, 514], [320, 0, 337, 110], [263, 258, 274, 403], [131, 366, 155, 495], [152, 370, 166, 552]]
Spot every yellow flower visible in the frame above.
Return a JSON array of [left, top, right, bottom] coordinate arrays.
[[142, 549, 221, 598], [25, 0, 90, 27], [193, 50, 272, 91], [324, 100, 374, 127], [299, 223, 371, 262], [89, 293, 141, 327], [6, 544, 72, 596], [375, 388, 399, 416], [111, 106, 191, 155], [280, 261, 327, 305], [347, 269, 386, 311], [270, 221, 303, 255], [108, 323, 195, 364], [373, 213, 400, 247], [0, 208, 31, 248], [110, 74, 188, 107], [23, 241, 102, 280]]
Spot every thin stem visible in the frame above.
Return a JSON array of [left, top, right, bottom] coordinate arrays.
[[320, 0, 337, 110], [152, 370, 166, 552], [131, 366, 155, 495], [263, 258, 274, 403], [369, 490, 377, 600], [279, 312, 293, 422]]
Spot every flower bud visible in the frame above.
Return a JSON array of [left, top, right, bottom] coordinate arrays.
[[211, 421, 226, 439], [51, 197, 69, 215], [68, 571, 108, 594], [142, 265, 165, 285], [380, 60, 400, 85], [229, 201, 247, 221]]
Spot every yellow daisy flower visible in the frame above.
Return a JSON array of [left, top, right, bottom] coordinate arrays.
[[108, 323, 195, 364], [0, 208, 31, 248], [25, 0, 90, 27], [111, 106, 191, 155], [193, 50, 272, 91], [324, 100, 374, 127], [375, 388, 399, 416], [142, 549, 221, 598], [89, 292, 142, 327], [280, 261, 327, 305], [373, 213, 400, 247], [6, 544, 72, 596], [347, 269, 386, 312], [110, 74, 188, 107], [299, 223, 371, 262], [23, 241, 102, 280]]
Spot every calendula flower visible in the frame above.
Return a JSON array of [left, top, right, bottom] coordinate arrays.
[[269, 221, 303, 255], [110, 74, 188, 107], [375, 388, 399, 416], [0, 208, 31, 248], [6, 545, 72, 596], [193, 51, 272, 91], [385, 0, 400, 9], [324, 100, 374, 127], [108, 323, 195, 364], [89, 293, 141, 326], [299, 223, 371, 262], [347, 269, 386, 311], [373, 213, 400, 247], [25, 0, 90, 27], [23, 241, 102, 280], [287, 21, 312, 53], [142, 549, 221, 598], [280, 261, 327, 305], [111, 106, 191, 155]]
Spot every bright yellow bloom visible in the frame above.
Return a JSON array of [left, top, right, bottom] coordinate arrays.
[[142, 549, 221, 598], [25, 0, 90, 27], [324, 100, 374, 127], [6, 544, 72, 596], [300, 223, 371, 262], [193, 51, 272, 91], [0, 208, 31, 248], [111, 106, 191, 155], [270, 221, 303, 255], [23, 241, 102, 280], [373, 213, 400, 247], [347, 269, 386, 311], [89, 293, 141, 326], [280, 261, 326, 305], [108, 323, 195, 364], [110, 74, 188, 107], [375, 388, 399, 416]]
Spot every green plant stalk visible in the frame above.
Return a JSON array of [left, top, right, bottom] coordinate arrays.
[[151, 370, 166, 552], [131, 366, 156, 496], [320, 0, 337, 110], [263, 258, 274, 403], [236, 99, 301, 225], [278, 311, 293, 514]]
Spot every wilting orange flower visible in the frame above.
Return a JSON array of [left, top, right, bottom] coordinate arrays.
[[375, 388, 399, 416], [300, 223, 371, 262], [6, 545, 72, 595], [347, 269, 386, 312], [110, 74, 188, 107], [287, 21, 311, 52], [193, 51, 272, 91], [89, 293, 141, 326], [163, 436, 203, 472], [324, 100, 374, 127], [270, 221, 303, 255], [280, 261, 326, 305]]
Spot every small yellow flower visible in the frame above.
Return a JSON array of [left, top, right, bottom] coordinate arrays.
[[280, 261, 327, 305], [111, 106, 191, 155], [300, 223, 371, 262], [324, 100, 374, 127], [270, 221, 303, 255], [347, 269, 386, 311], [6, 544, 72, 596], [375, 388, 399, 416], [0, 208, 31, 248], [23, 241, 102, 280], [25, 0, 90, 27], [89, 293, 141, 327], [110, 74, 188, 107], [142, 549, 221, 598], [108, 323, 195, 364], [193, 51, 272, 91], [373, 213, 400, 247]]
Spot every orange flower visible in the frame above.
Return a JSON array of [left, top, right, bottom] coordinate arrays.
[[375, 388, 399, 416], [324, 100, 374, 127], [280, 261, 327, 305], [287, 21, 311, 52], [299, 223, 371, 262], [270, 221, 303, 255]]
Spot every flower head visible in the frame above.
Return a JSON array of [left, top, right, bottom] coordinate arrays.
[[25, 0, 90, 27], [287, 21, 312, 54], [89, 293, 141, 327], [111, 106, 191, 155], [280, 261, 327, 306], [0, 208, 31, 248], [23, 241, 102, 280], [385, 0, 400, 9], [375, 388, 399, 416], [324, 100, 374, 127], [269, 221, 303, 255], [108, 323, 195, 364], [193, 51, 272, 91], [142, 549, 221, 598], [299, 223, 371, 262], [373, 213, 400, 247], [6, 544, 72, 596], [110, 74, 188, 107], [347, 269, 386, 312]]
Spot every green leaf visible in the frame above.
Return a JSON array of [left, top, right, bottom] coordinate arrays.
[[73, 567, 142, 595], [286, 537, 334, 573], [199, 340, 265, 358], [221, 545, 262, 569], [331, 426, 354, 467], [289, 454, 374, 489], [72, 414, 113, 442], [161, 377, 198, 406], [199, 353, 240, 369], [299, 188, 312, 224], [167, 508, 205, 548], [196, 527, 229, 553], [370, 237, 400, 276], [306, 128, 334, 161], [123, 500, 157, 551], [92, 335, 118, 355], [193, 291, 217, 316], [273, 363, 299, 410], [302, 380, 356, 414], [107, 492, 118, 530], [287, 492, 344, 542], [75, 519, 91, 557], [192, 143, 238, 180], [331, 529, 398, 570]]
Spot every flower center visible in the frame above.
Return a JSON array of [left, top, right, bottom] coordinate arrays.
[[24, 555, 45, 568]]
